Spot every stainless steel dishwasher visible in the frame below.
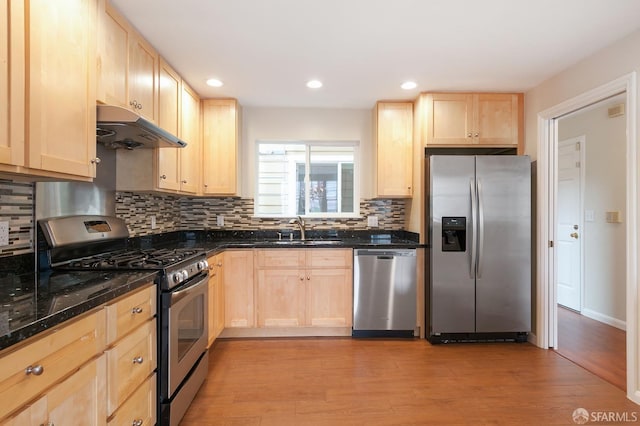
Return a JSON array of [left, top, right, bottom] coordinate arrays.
[[353, 249, 417, 337]]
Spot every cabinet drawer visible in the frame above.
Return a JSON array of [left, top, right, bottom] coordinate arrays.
[[106, 319, 156, 416], [107, 373, 156, 426], [0, 309, 106, 420], [105, 284, 156, 344], [256, 249, 305, 268], [306, 249, 352, 269]]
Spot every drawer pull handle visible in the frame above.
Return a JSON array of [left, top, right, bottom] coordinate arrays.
[[132, 420, 143, 426], [133, 356, 144, 364], [25, 365, 44, 376], [132, 307, 143, 314]]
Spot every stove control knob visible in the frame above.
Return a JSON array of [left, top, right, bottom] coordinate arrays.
[[172, 272, 183, 284], [180, 269, 189, 280], [197, 260, 209, 271]]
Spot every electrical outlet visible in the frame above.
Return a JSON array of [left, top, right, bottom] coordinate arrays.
[[0, 221, 8, 246], [150, 215, 157, 229], [216, 215, 224, 227], [367, 216, 378, 227]]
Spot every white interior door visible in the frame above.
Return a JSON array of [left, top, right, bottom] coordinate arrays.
[[557, 137, 584, 311]]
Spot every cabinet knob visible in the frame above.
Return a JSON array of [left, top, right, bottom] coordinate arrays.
[[467, 133, 472, 138], [204, 184, 208, 188], [132, 307, 143, 314], [160, 175, 167, 180], [182, 180, 187, 184], [133, 356, 144, 364], [132, 420, 143, 426], [306, 276, 310, 280], [217, 262, 222, 267], [474, 132, 479, 137], [25, 364, 44, 376], [299, 277, 304, 282], [91, 157, 101, 165]]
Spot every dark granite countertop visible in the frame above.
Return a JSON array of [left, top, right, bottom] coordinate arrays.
[[0, 269, 157, 351], [131, 229, 425, 256]]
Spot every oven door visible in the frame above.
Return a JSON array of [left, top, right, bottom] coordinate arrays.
[[161, 273, 208, 399]]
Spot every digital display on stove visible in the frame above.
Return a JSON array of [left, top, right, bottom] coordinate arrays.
[[84, 220, 112, 233]]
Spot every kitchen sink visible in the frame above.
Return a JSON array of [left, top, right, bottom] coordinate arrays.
[[266, 239, 343, 246]]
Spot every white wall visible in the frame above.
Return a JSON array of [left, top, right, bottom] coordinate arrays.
[[558, 96, 627, 324], [240, 107, 374, 200]]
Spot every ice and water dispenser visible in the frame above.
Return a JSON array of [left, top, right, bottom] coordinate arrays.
[[441, 217, 466, 252]]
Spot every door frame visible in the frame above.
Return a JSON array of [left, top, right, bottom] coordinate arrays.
[[536, 72, 638, 402], [556, 136, 586, 313]]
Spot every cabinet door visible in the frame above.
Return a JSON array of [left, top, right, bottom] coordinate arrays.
[[202, 99, 238, 195], [207, 254, 221, 347], [214, 256, 225, 337], [376, 102, 413, 197], [128, 32, 157, 123], [223, 250, 255, 327], [0, 0, 24, 167], [46, 355, 107, 426], [257, 269, 305, 327], [27, 0, 97, 178], [307, 268, 353, 327], [97, 0, 129, 107], [425, 93, 474, 145], [475, 93, 522, 147], [179, 82, 201, 194], [157, 58, 181, 191]]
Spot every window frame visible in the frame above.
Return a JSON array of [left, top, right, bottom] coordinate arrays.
[[254, 140, 360, 218]]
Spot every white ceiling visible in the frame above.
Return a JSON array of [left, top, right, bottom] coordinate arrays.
[[110, 0, 640, 109]]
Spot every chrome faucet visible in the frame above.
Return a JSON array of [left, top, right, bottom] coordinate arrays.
[[289, 216, 306, 240]]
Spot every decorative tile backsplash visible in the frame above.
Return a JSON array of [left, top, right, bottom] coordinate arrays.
[[117, 192, 407, 237], [0, 179, 408, 254], [0, 180, 34, 257]]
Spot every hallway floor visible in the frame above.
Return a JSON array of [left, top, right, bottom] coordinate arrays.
[[556, 306, 626, 391]]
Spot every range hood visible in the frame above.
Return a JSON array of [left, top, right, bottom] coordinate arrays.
[[96, 105, 187, 149]]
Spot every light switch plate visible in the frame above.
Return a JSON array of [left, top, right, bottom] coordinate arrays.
[[585, 210, 595, 222], [367, 216, 378, 227], [217, 215, 224, 227], [0, 221, 8, 246]]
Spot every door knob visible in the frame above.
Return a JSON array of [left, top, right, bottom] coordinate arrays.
[[570, 232, 579, 239], [573, 224, 579, 230]]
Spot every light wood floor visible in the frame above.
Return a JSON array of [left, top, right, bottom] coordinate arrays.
[[181, 337, 637, 425], [556, 306, 626, 391]]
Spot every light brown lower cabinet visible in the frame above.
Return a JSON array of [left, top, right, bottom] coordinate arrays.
[[256, 249, 353, 329], [3, 354, 107, 426], [207, 252, 225, 347], [0, 283, 157, 425], [223, 250, 255, 328]]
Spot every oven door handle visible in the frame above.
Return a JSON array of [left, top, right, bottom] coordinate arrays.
[[170, 275, 207, 305]]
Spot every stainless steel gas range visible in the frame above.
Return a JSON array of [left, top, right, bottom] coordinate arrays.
[[39, 215, 209, 426]]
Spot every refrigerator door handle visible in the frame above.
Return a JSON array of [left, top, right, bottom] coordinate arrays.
[[470, 179, 477, 279], [477, 178, 485, 278]]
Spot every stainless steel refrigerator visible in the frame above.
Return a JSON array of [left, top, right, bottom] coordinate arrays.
[[428, 155, 531, 342]]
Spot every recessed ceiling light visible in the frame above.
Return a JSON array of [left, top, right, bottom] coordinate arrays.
[[306, 80, 323, 89], [206, 78, 224, 87], [401, 81, 417, 90]]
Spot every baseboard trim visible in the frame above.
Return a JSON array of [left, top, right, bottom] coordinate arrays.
[[581, 308, 626, 331], [219, 327, 353, 338]]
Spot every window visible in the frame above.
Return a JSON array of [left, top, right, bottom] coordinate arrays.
[[256, 141, 358, 217]]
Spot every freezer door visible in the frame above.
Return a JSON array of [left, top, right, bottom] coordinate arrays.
[[430, 156, 476, 334], [475, 156, 531, 332]]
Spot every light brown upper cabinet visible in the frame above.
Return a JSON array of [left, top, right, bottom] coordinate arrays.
[[422, 93, 523, 151], [156, 58, 182, 192], [179, 82, 201, 194], [0, 0, 22, 168], [97, 0, 158, 123], [202, 99, 239, 196], [0, 0, 99, 180], [374, 102, 414, 198]]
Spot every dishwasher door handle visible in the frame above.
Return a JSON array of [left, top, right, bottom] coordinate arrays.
[[377, 256, 394, 260]]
